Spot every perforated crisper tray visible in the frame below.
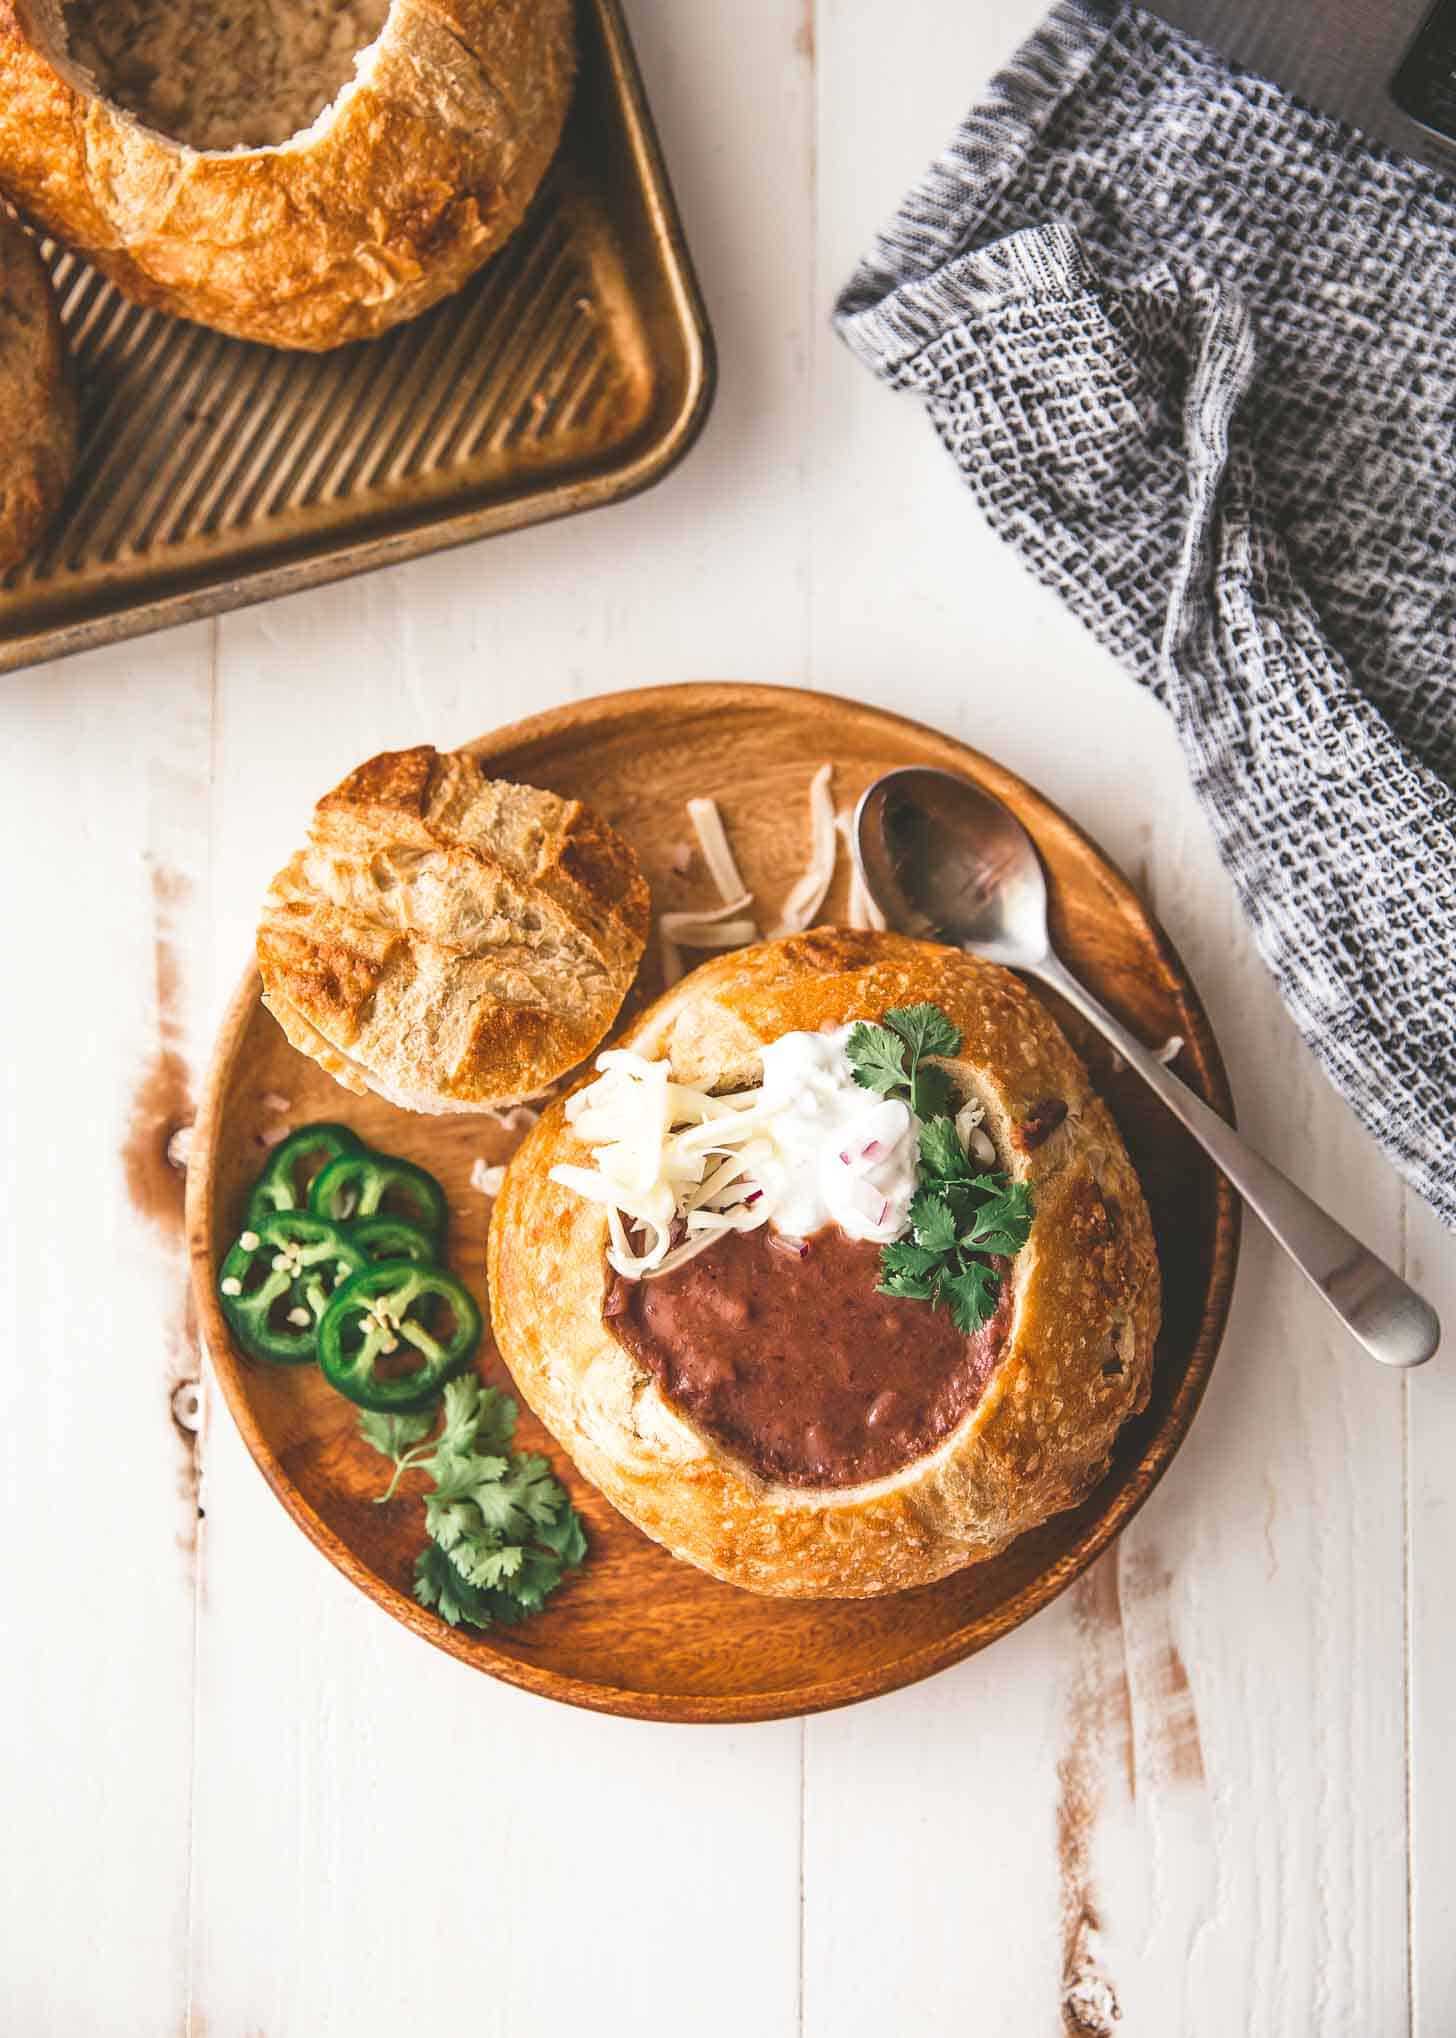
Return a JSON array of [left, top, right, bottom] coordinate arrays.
[[0, 0, 714, 674]]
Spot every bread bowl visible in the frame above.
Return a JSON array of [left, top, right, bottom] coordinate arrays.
[[0, 211, 74, 570], [489, 927, 1161, 1598], [0, 0, 574, 350], [257, 744, 651, 1113]]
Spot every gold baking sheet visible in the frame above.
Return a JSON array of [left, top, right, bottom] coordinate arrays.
[[0, 0, 714, 675]]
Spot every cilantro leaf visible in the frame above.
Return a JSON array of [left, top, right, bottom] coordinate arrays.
[[423, 1495, 476, 1553], [510, 1552, 569, 1611], [959, 1181, 1035, 1258], [848, 1004, 962, 1125], [908, 1189, 959, 1254], [918, 1115, 973, 1183], [945, 1261, 1002, 1335], [414, 1542, 494, 1628], [469, 1388, 521, 1456], [884, 1004, 961, 1062], [436, 1376, 519, 1457], [910, 1062, 954, 1121], [428, 1451, 510, 1502], [360, 1368, 587, 1632], [880, 1105, 1035, 1339], [538, 1506, 589, 1568], [357, 1409, 433, 1460], [877, 1239, 944, 1302], [466, 1456, 562, 1537], [844, 1022, 909, 1097], [450, 1538, 526, 1590]]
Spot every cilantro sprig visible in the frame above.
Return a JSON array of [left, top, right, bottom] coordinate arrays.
[[845, 1001, 960, 1119], [359, 1378, 587, 1630], [846, 1003, 1035, 1334]]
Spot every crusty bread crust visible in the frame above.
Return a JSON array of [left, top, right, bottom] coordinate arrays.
[[489, 929, 1161, 1598], [0, 0, 574, 350], [257, 745, 650, 1113], [0, 211, 74, 569]]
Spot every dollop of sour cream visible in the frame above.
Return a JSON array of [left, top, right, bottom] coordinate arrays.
[[757, 1027, 917, 1244]]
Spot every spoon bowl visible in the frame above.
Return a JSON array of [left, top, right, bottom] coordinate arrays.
[[853, 765, 1439, 1371], [854, 766, 1054, 967]]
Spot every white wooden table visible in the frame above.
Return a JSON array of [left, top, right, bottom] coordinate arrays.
[[4, 3, 1451, 2031]]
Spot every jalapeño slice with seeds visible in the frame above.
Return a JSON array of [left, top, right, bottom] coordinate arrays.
[[347, 1214, 438, 1265], [247, 1123, 366, 1226], [316, 1263, 482, 1412], [217, 1211, 367, 1365], [308, 1152, 449, 1253]]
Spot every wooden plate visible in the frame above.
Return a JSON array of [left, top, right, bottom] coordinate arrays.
[[187, 682, 1239, 1723]]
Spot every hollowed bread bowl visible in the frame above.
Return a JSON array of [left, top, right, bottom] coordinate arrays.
[[0, 0, 575, 349], [489, 929, 1162, 1599]]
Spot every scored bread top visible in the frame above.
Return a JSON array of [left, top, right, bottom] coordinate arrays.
[[0, 211, 74, 570], [490, 929, 1163, 1598], [257, 745, 650, 1114], [0, 0, 574, 349]]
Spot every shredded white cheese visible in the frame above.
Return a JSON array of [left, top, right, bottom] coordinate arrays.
[[1154, 1034, 1185, 1066], [769, 764, 837, 937], [479, 1103, 541, 1134], [687, 797, 750, 907], [835, 808, 887, 932], [550, 1029, 924, 1281], [470, 1158, 507, 1198], [659, 796, 761, 985], [653, 763, 893, 979]]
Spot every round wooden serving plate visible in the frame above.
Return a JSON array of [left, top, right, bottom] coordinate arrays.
[[188, 682, 1239, 1723]]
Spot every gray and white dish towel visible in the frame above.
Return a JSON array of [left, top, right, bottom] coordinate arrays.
[[836, 0, 1456, 1228]]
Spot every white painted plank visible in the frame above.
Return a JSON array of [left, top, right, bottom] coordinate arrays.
[[190, 1415, 800, 2038], [188, 3, 815, 2032], [0, 625, 214, 2037], [804, 1, 1410, 2031], [1406, 1190, 1456, 2038]]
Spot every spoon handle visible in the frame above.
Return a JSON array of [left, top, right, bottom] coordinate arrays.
[[1030, 953, 1439, 1370]]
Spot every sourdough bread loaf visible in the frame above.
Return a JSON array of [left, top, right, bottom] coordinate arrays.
[[0, 0, 574, 349], [257, 745, 651, 1113], [0, 211, 74, 570], [489, 929, 1162, 1598]]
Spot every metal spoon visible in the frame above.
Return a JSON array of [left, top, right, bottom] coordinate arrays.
[[853, 766, 1440, 1370]]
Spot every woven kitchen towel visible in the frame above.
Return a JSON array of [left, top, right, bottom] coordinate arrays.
[[836, 1, 1456, 1228]]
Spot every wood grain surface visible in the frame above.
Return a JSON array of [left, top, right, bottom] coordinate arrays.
[[186, 682, 1238, 1720]]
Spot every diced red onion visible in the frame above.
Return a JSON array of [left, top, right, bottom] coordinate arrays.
[[769, 1232, 810, 1260], [837, 1137, 885, 1168], [743, 1189, 763, 1208]]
